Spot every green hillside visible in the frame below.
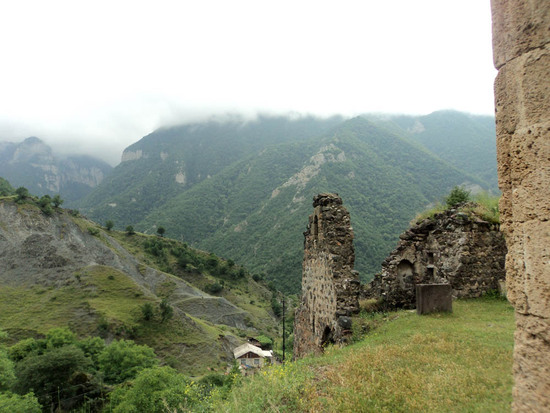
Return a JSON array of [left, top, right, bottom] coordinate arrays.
[[0, 197, 279, 376], [78, 115, 343, 225], [78, 112, 496, 294], [370, 110, 498, 189], [138, 117, 484, 293]]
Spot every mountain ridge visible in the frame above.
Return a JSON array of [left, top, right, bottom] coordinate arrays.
[[0, 137, 112, 204]]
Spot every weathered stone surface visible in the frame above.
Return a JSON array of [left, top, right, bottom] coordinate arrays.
[[492, 0, 550, 69], [293, 193, 360, 359], [492, 0, 550, 410], [364, 205, 506, 309], [416, 284, 452, 315]]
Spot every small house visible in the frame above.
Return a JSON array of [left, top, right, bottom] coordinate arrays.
[[233, 343, 273, 373]]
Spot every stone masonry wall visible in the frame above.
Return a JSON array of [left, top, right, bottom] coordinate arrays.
[[364, 205, 506, 309], [491, 1, 550, 410], [293, 193, 360, 359]]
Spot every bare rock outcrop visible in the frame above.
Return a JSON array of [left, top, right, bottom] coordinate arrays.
[[293, 193, 360, 358], [491, 1, 550, 410], [364, 204, 506, 309]]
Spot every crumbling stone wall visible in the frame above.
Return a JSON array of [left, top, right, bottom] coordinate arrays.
[[293, 193, 360, 359], [364, 206, 506, 309], [491, 1, 550, 410]]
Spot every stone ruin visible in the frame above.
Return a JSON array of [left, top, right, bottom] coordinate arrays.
[[491, 1, 550, 409], [364, 204, 507, 309], [293, 193, 360, 359]]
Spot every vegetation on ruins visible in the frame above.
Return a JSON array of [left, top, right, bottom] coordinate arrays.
[[445, 185, 471, 207], [414, 188, 500, 225]]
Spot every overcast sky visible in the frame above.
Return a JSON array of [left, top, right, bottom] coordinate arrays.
[[0, 0, 496, 165]]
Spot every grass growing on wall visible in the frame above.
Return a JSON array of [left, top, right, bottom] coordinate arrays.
[[212, 298, 514, 412]]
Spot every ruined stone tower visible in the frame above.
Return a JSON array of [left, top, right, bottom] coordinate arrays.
[[293, 193, 360, 359], [491, 1, 550, 410]]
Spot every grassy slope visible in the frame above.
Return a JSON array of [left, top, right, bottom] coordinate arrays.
[[215, 298, 514, 412], [0, 201, 279, 376]]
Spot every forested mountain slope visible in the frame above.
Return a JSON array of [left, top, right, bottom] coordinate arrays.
[[137, 117, 484, 292], [77, 115, 342, 225], [369, 111, 498, 189], [78, 113, 495, 293]]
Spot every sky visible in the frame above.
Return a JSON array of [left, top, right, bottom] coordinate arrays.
[[0, 0, 496, 165]]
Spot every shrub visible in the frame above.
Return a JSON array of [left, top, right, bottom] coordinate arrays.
[[110, 366, 205, 413], [0, 392, 41, 413], [98, 339, 157, 384], [52, 194, 63, 208], [87, 227, 100, 236], [141, 303, 155, 321], [125, 225, 135, 235], [205, 283, 223, 294], [445, 186, 470, 208], [46, 327, 76, 349], [105, 220, 114, 231], [159, 299, 173, 323]]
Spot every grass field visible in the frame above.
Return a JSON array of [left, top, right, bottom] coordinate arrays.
[[214, 298, 514, 412]]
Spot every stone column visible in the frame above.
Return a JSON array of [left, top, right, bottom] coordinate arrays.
[[491, 1, 550, 410]]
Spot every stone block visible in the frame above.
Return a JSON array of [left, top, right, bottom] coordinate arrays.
[[491, 0, 550, 68], [416, 284, 453, 315]]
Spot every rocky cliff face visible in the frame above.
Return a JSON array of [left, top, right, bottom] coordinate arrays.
[[0, 137, 112, 203], [491, 1, 550, 410], [364, 204, 506, 309], [293, 194, 360, 359]]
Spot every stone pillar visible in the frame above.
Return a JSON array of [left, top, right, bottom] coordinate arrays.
[[293, 193, 360, 359], [491, 1, 550, 410]]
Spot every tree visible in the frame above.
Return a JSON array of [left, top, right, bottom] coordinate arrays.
[[0, 349, 15, 392], [141, 303, 154, 321], [14, 345, 90, 407], [110, 366, 204, 413], [156, 226, 165, 237], [38, 195, 53, 215], [125, 225, 135, 235], [0, 392, 41, 413], [52, 194, 63, 208], [14, 187, 29, 202], [98, 340, 157, 384], [159, 299, 173, 323], [37, 195, 51, 208], [45, 327, 76, 349], [445, 186, 471, 208], [0, 330, 15, 391], [105, 220, 114, 231], [76, 336, 105, 368]]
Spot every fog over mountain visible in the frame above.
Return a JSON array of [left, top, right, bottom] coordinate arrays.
[[0, 1, 495, 166]]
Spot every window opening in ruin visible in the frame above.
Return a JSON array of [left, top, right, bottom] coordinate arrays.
[[427, 267, 434, 280], [428, 252, 435, 265], [397, 260, 414, 278], [320, 326, 334, 349], [312, 215, 319, 240]]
